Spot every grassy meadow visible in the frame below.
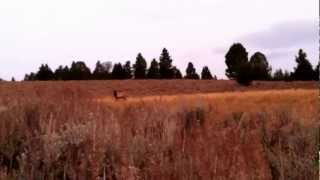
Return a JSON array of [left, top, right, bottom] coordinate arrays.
[[0, 80, 319, 179]]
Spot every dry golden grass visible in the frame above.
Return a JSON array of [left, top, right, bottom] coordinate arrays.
[[0, 81, 318, 179], [0, 80, 317, 98]]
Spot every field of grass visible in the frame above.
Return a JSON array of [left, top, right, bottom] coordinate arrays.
[[0, 81, 319, 179], [0, 80, 317, 98]]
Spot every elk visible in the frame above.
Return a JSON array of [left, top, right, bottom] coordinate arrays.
[[113, 90, 127, 100]]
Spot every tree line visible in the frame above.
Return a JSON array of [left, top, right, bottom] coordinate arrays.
[[8, 44, 320, 85], [23, 48, 217, 81], [225, 43, 319, 85]]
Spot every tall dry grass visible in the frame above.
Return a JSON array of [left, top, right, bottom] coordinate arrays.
[[0, 85, 318, 179]]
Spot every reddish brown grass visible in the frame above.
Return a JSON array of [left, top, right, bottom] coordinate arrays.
[[0, 81, 318, 179]]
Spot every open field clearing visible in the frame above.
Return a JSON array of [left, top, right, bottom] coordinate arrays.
[[0, 81, 319, 179], [0, 80, 317, 98]]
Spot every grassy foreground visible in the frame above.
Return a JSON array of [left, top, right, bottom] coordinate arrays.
[[0, 86, 319, 179]]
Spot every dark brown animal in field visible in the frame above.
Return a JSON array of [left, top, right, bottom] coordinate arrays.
[[113, 90, 127, 100]]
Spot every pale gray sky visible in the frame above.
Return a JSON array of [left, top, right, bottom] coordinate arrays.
[[0, 0, 318, 80]]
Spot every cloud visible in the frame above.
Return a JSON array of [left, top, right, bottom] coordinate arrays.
[[210, 20, 318, 75], [267, 49, 293, 60], [238, 20, 317, 49]]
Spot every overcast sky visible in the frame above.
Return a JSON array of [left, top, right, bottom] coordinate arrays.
[[0, 0, 318, 80]]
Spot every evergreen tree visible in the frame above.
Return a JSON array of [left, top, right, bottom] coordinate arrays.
[[292, 49, 314, 81], [201, 66, 213, 80], [147, 59, 160, 79], [273, 69, 284, 81], [36, 64, 54, 80], [134, 53, 147, 79], [62, 66, 71, 80], [93, 61, 105, 80], [250, 52, 271, 80], [111, 63, 125, 79], [185, 62, 199, 79], [284, 70, 292, 81], [24, 72, 37, 81], [225, 43, 249, 79], [172, 66, 183, 79], [93, 61, 112, 80], [11, 77, 15, 82], [54, 65, 71, 80], [69, 61, 91, 80], [313, 62, 319, 81], [123, 61, 132, 79], [159, 48, 173, 79], [54, 65, 66, 80], [235, 62, 253, 86], [273, 69, 292, 81]]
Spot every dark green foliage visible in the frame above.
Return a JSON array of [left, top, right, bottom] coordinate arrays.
[[172, 66, 183, 79], [93, 61, 104, 80], [123, 61, 132, 79], [54, 65, 64, 80], [201, 66, 213, 80], [19, 46, 317, 82], [185, 62, 199, 79], [292, 49, 314, 81], [235, 62, 253, 86], [225, 43, 249, 79], [54, 65, 70, 80], [273, 69, 292, 81], [111, 63, 125, 79], [250, 52, 272, 80], [147, 59, 160, 79], [284, 71, 292, 81], [24, 72, 37, 81], [93, 61, 112, 80], [134, 53, 147, 79], [159, 48, 173, 79], [69, 61, 91, 80], [313, 62, 319, 81], [273, 69, 284, 81], [36, 64, 54, 80]]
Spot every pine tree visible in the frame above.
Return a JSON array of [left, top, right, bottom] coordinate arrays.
[[134, 53, 147, 79], [111, 63, 125, 79], [36, 64, 54, 80], [172, 66, 183, 79], [24, 72, 37, 81], [283, 70, 292, 81], [292, 49, 314, 81], [159, 48, 173, 79], [185, 62, 199, 79], [250, 52, 271, 80], [54, 65, 65, 80], [93, 61, 112, 80], [201, 66, 213, 80], [273, 69, 284, 81], [62, 66, 70, 80], [313, 62, 319, 81], [225, 43, 249, 79], [123, 61, 132, 79], [93, 61, 104, 80], [69, 61, 91, 80], [235, 62, 253, 86], [147, 59, 160, 79]]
